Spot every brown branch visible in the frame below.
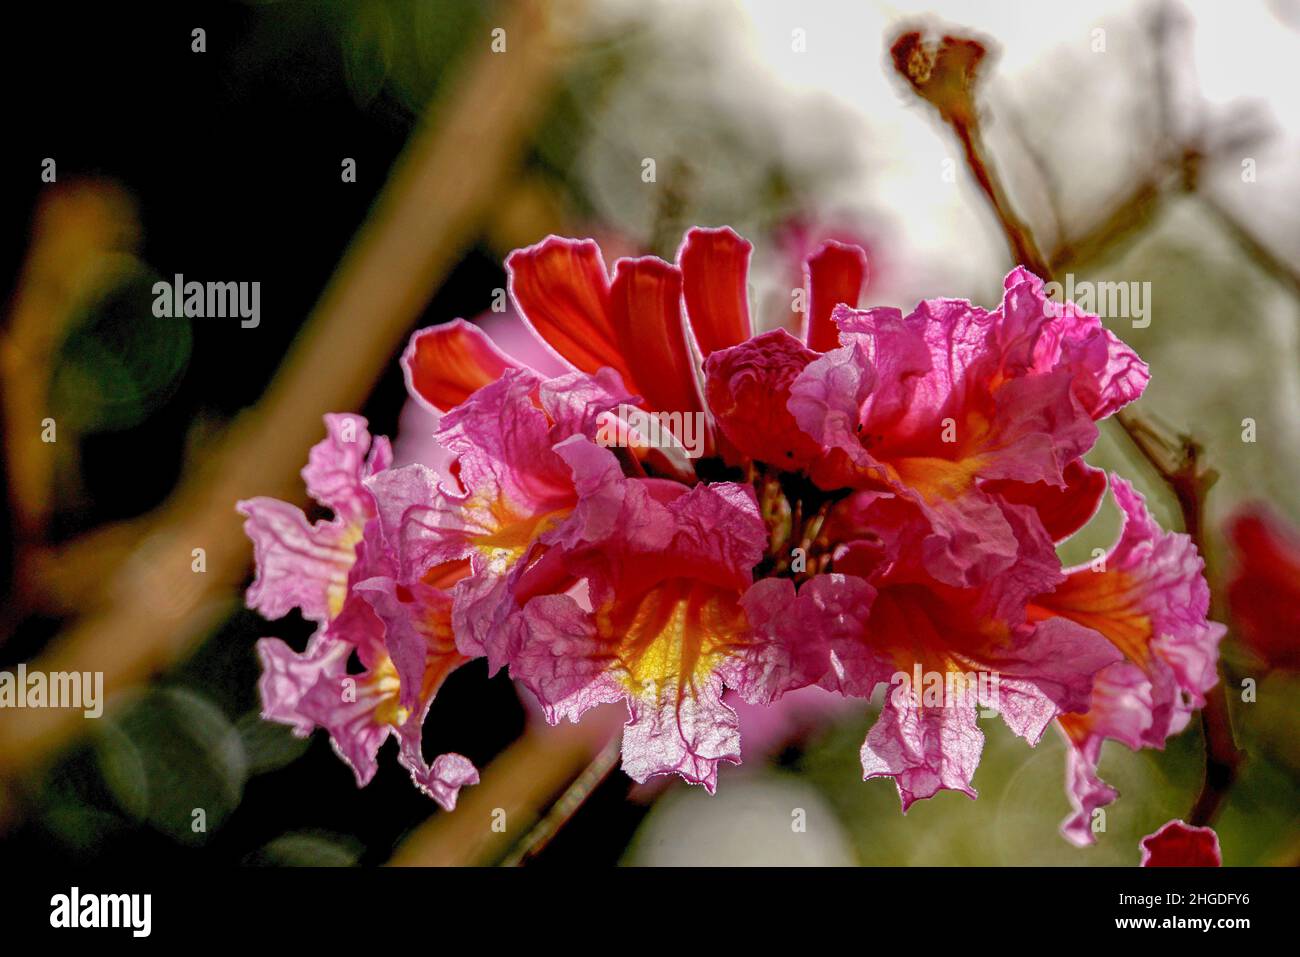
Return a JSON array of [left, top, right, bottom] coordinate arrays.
[[951, 120, 1051, 278], [1, 183, 140, 612], [1113, 411, 1243, 826], [0, 0, 577, 785], [1048, 177, 1166, 276], [1197, 190, 1300, 301]]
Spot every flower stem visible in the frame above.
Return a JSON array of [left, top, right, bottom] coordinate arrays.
[[1114, 411, 1243, 825]]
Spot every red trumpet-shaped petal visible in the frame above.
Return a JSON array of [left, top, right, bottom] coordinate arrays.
[[804, 240, 869, 352], [609, 256, 706, 422], [507, 236, 635, 387], [678, 226, 753, 357], [402, 319, 523, 413]]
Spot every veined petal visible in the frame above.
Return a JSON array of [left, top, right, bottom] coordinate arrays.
[[608, 256, 706, 423], [704, 329, 824, 470], [804, 240, 869, 353], [296, 668, 395, 787], [303, 413, 390, 527], [355, 577, 465, 715], [1033, 478, 1225, 844], [1033, 477, 1224, 730], [506, 236, 631, 382], [861, 693, 982, 811], [238, 498, 360, 624], [256, 633, 351, 736], [1003, 267, 1150, 419], [1058, 730, 1118, 847], [678, 226, 753, 357], [722, 573, 871, 705], [240, 415, 388, 624], [512, 475, 767, 790], [622, 669, 740, 793], [404, 752, 479, 811], [402, 319, 523, 414]]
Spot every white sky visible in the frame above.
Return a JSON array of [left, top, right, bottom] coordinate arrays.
[[717, 0, 1300, 302]]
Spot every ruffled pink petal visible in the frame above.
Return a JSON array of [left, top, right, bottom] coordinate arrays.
[[861, 693, 983, 811], [449, 562, 534, 668], [1059, 732, 1118, 846], [302, 413, 389, 527], [789, 298, 1095, 585], [704, 330, 824, 470], [376, 370, 576, 581], [448, 435, 626, 670], [406, 751, 479, 811], [365, 463, 447, 581], [355, 577, 463, 714], [786, 334, 886, 491], [256, 633, 351, 736], [1038, 477, 1225, 740], [1035, 477, 1225, 843], [238, 498, 358, 625], [239, 415, 390, 624], [514, 593, 629, 724], [986, 616, 1122, 746], [1002, 267, 1149, 419], [511, 474, 767, 791], [296, 671, 395, 787], [538, 368, 635, 444], [621, 669, 740, 793], [437, 367, 575, 510], [721, 574, 871, 705], [1057, 666, 1153, 846]]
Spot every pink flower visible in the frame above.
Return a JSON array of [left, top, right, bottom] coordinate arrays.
[[239, 414, 391, 626], [1140, 820, 1222, 867], [241, 225, 1220, 830], [510, 463, 767, 791], [238, 416, 477, 809], [368, 365, 632, 672], [815, 492, 1120, 808], [786, 268, 1148, 586], [1031, 478, 1225, 846]]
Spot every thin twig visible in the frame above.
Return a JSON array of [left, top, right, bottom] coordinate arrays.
[[951, 120, 1051, 278], [1114, 410, 1243, 825], [386, 717, 617, 867], [499, 732, 623, 866], [1197, 191, 1300, 301]]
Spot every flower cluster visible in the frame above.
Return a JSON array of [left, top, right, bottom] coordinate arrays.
[[240, 226, 1223, 839]]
